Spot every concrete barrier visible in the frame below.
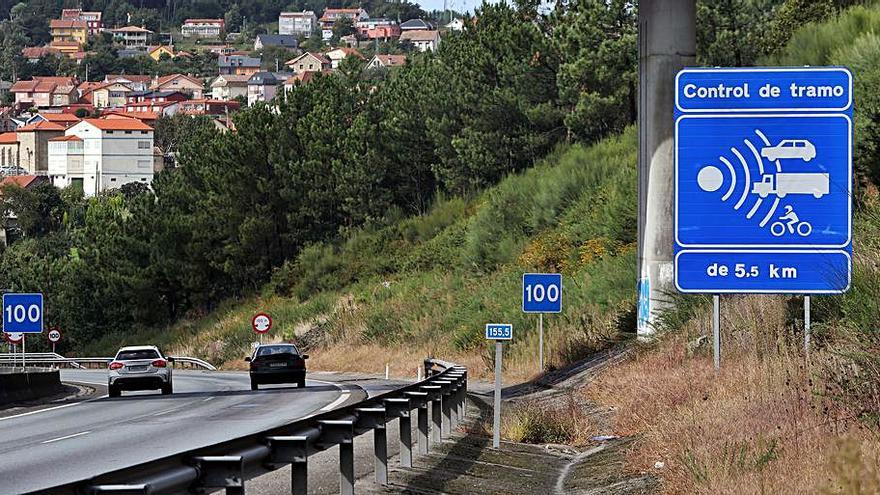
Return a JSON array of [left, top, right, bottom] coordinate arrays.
[[0, 367, 63, 405]]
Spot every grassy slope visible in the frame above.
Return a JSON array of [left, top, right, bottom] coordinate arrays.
[[85, 128, 638, 380], [565, 6, 880, 494]]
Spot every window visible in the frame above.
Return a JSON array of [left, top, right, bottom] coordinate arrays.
[[107, 130, 114, 134], [116, 349, 159, 360], [138, 141, 150, 149], [110, 177, 117, 182], [125, 130, 132, 134]]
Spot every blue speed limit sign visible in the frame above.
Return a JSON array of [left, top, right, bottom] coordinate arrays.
[[3, 293, 44, 333], [522, 273, 562, 313]]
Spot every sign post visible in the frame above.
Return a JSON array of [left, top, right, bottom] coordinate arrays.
[[252, 312, 272, 345], [522, 274, 562, 372], [3, 293, 44, 371], [675, 68, 853, 365], [485, 323, 512, 450], [48, 327, 61, 354]]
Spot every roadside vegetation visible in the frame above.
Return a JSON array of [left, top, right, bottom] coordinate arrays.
[[498, 4, 880, 494]]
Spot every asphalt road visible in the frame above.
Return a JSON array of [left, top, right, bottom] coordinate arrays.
[[0, 369, 406, 494]]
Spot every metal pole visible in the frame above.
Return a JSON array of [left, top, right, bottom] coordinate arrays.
[[374, 426, 388, 484], [713, 295, 720, 370], [339, 441, 354, 495], [292, 458, 307, 495], [417, 403, 429, 454], [399, 414, 412, 468], [493, 340, 502, 449], [431, 398, 441, 444], [636, 0, 697, 338], [22, 334, 25, 372], [538, 313, 544, 372], [804, 295, 811, 353]]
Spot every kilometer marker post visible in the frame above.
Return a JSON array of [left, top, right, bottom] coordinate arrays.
[[485, 323, 513, 450]]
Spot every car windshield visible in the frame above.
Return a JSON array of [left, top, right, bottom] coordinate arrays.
[[116, 349, 160, 360], [256, 345, 298, 357]]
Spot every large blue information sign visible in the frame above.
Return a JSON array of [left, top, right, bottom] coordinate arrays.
[[675, 67, 852, 294], [3, 293, 44, 333]]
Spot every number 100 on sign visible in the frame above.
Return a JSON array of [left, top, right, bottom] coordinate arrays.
[[2, 293, 44, 333], [522, 273, 562, 313]]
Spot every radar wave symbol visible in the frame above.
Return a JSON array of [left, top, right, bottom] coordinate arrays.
[[696, 129, 781, 229]]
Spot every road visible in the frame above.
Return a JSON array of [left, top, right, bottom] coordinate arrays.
[[0, 369, 406, 494]]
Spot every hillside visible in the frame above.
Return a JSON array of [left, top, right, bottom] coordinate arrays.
[[83, 129, 637, 380]]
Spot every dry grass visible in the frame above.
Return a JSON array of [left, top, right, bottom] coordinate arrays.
[[586, 295, 880, 494], [500, 395, 599, 445]]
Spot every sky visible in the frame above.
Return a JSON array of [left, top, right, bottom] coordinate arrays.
[[417, 0, 496, 16]]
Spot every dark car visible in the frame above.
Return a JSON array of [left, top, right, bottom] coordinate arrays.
[[246, 344, 308, 390]]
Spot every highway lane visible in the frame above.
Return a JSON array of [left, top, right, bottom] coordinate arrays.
[[0, 369, 368, 494]]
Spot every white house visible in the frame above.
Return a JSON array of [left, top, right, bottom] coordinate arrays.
[[400, 30, 441, 52], [279, 11, 317, 36], [181, 19, 225, 39], [110, 26, 153, 51], [47, 117, 154, 196], [445, 18, 465, 31]]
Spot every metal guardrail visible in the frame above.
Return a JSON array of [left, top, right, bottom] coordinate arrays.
[[0, 354, 217, 371], [31, 358, 467, 495]]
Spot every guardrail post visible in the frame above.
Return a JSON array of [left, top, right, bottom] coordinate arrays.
[[192, 455, 245, 495], [265, 436, 309, 495], [431, 380, 454, 439], [419, 384, 443, 444], [384, 398, 412, 468], [443, 373, 463, 427], [318, 420, 355, 495], [355, 407, 388, 486], [405, 391, 429, 455]]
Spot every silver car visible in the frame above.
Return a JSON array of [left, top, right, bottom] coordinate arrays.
[[108, 346, 174, 397]]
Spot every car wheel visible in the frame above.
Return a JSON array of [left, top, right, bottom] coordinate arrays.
[[251, 380, 259, 391], [161, 382, 173, 395], [108, 384, 120, 398], [298, 378, 306, 388]]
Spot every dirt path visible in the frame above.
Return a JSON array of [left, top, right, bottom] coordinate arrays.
[[357, 343, 657, 494]]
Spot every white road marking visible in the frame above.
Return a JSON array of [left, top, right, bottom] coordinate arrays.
[[202, 397, 215, 402], [41, 431, 90, 444], [319, 391, 351, 412], [0, 395, 108, 422]]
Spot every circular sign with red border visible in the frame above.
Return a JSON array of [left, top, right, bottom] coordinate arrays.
[[252, 313, 272, 334], [4, 332, 23, 344], [48, 328, 62, 343]]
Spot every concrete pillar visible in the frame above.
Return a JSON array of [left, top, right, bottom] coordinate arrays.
[[637, 0, 696, 337]]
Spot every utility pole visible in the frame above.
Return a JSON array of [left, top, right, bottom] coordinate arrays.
[[636, 0, 696, 338]]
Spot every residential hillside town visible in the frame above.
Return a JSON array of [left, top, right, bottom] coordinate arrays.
[[0, 3, 461, 203]]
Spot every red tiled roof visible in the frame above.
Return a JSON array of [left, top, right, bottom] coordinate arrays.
[[286, 52, 330, 66], [48, 135, 82, 142], [111, 26, 153, 33], [400, 30, 440, 42], [183, 19, 224, 24], [83, 117, 153, 131], [153, 73, 203, 88], [102, 111, 159, 122], [0, 176, 46, 189], [327, 47, 365, 59], [16, 121, 65, 132], [78, 81, 103, 92], [50, 19, 88, 29], [105, 74, 152, 84], [373, 54, 407, 67], [0, 133, 18, 144], [39, 113, 81, 125], [22, 46, 61, 58]]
